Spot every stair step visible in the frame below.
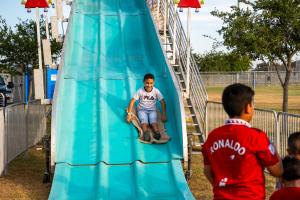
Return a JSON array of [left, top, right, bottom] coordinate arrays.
[[186, 123, 199, 126], [159, 29, 170, 34], [159, 33, 171, 37], [192, 142, 203, 147], [187, 132, 202, 137], [191, 151, 202, 155], [191, 132, 202, 136], [186, 114, 196, 118], [185, 104, 193, 108]]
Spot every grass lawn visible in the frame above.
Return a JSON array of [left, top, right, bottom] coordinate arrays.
[[0, 147, 51, 200], [207, 85, 300, 114]]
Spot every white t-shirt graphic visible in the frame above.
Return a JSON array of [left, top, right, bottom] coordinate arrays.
[[133, 87, 164, 110]]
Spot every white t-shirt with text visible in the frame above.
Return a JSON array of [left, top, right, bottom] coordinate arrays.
[[133, 87, 164, 110]]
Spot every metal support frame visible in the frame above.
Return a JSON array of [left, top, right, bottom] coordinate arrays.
[[36, 8, 43, 70], [185, 8, 191, 97], [45, 11, 50, 40], [172, 4, 178, 64], [163, 0, 168, 47], [157, 0, 160, 29]]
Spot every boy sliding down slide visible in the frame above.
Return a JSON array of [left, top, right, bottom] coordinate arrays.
[[126, 73, 167, 143]]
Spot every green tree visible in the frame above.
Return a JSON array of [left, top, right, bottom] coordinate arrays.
[[0, 16, 62, 74], [212, 0, 300, 112], [194, 51, 251, 72]]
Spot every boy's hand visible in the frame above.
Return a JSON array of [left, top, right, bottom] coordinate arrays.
[[126, 114, 132, 123], [161, 114, 167, 122]]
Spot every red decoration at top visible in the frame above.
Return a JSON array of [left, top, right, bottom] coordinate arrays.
[[25, 0, 49, 8], [178, 0, 201, 8]]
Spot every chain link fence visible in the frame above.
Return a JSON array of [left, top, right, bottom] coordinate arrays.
[[201, 71, 300, 87], [0, 100, 47, 176]]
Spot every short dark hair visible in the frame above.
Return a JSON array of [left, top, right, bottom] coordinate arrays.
[[222, 83, 255, 118], [288, 132, 300, 155], [282, 156, 300, 181], [144, 73, 154, 81]]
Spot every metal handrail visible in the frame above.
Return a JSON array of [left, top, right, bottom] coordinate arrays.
[[156, 0, 208, 134]]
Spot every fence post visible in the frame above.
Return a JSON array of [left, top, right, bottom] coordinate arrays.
[[252, 71, 256, 90], [274, 111, 281, 156], [4, 108, 8, 175], [0, 109, 5, 176], [205, 101, 209, 139]]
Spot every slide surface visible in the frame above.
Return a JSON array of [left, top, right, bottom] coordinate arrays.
[[49, 0, 194, 199]]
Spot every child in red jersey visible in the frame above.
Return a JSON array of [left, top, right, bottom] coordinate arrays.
[[287, 132, 300, 160], [276, 131, 300, 189], [270, 156, 300, 200], [202, 83, 283, 200]]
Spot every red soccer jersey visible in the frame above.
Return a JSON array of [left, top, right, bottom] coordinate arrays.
[[202, 119, 279, 200], [269, 187, 300, 200]]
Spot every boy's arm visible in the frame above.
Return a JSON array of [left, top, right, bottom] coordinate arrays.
[[254, 131, 283, 177], [266, 154, 283, 177], [160, 99, 167, 122], [204, 165, 214, 184], [126, 98, 136, 123]]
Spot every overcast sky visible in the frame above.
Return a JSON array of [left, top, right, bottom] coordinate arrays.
[[0, 0, 237, 54]]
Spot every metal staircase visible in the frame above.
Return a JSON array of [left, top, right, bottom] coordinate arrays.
[[146, 0, 208, 178]]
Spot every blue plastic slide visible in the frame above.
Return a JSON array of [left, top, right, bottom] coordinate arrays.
[[49, 0, 194, 199]]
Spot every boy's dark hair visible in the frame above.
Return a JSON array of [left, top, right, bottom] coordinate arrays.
[[222, 83, 255, 118], [282, 156, 300, 181], [144, 73, 155, 81], [288, 132, 300, 155]]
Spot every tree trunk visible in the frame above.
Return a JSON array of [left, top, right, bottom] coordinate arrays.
[[281, 60, 292, 112], [282, 82, 289, 112]]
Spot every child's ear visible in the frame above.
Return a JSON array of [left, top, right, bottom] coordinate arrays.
[[245, 103, 252, 114]]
